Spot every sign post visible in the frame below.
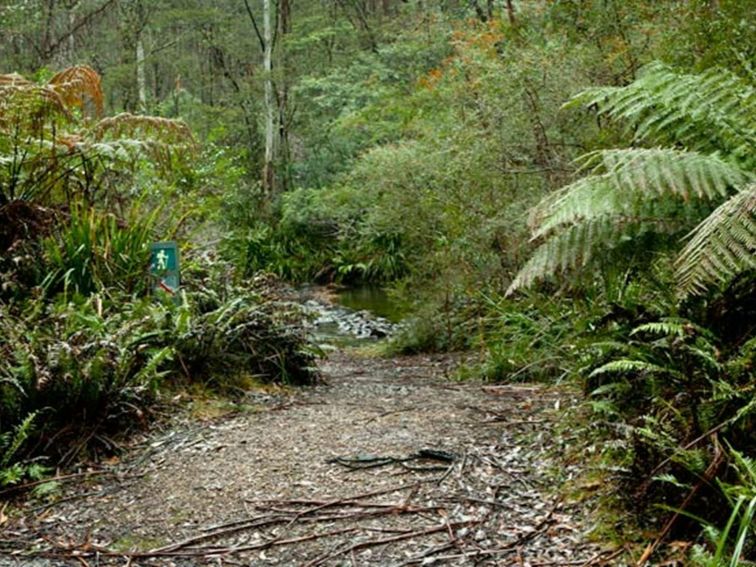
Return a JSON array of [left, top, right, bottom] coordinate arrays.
[[150, 241, 180, 296]]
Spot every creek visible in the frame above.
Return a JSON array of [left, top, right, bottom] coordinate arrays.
[[299, 285, 405, 345]]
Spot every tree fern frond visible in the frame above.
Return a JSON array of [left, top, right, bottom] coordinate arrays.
[[675, 183, 756, 296], [0, 82, 69, 126], [530, 149, 748, 240], [91, 114, 197, 167], [48, 65, 104, 117], [512, 63, 755, 296], [0, 73, 33, 88], [567, 63, 756, 165], [93, 113, 195, 146], [508, 216, 681, 293]]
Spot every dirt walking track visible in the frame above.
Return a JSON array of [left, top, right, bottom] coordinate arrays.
[[2, 350, 613, 566]]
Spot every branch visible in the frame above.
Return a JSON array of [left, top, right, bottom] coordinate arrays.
[[242, 0, 266, 54], [43, 0, 118, 60]]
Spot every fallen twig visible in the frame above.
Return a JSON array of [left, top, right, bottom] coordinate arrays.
[[637, 439, 724, 566], [305, 520, 481, 567]]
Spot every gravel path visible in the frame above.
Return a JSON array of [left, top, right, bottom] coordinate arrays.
[[1, 350, 614, 566]]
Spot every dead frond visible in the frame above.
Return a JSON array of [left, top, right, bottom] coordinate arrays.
[[48, 65, 104, 117], [93, 113, 195, 146]]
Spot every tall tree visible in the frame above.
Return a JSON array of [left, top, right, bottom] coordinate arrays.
[[263, 0, 275, 193]]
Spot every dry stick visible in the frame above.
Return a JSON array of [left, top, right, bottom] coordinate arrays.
[[526, 547, 626, 567], [394, 542, 458, 567], [44, 527, 360, 559], [256, 499, 420, 515], [642, 421, 730, 488], [152, 485, 428, 555], [637, 442, 724, 566], [246, 481, 420, 509], [148, 514, 290, 553], [306, 520, 481, 567], [403, 500, 560, 565], [219, 527, 358, 554], [583, 547, 626, 566]]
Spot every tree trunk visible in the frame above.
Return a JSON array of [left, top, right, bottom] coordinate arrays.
[[263, 0, 275, 194], [505, 0, 515, 25], [277, 0, 292, 192], [119, 0, 147, 112], [136, 36, 147, 111]]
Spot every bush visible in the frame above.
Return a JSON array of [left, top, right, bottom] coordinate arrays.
[[0, 264, 317, 475]]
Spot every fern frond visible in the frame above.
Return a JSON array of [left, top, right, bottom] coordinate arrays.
[[0, 73, 33, 88], [508, 216, 681, 293], [93, 113, 195, 146], [675, 183, 756, 296], [48, 65, 103, 117], [530, 149, 749, 239], [631, 320, 690, 338], [589, 359, 676, 378], [0, 411, 37, 468], [0, 82, 69, 126], [91, 113, 196, 166], [513, 63, 755, 295], [568, 63, 756, 165]]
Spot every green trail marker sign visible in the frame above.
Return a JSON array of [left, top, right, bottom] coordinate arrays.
[[150, 241, 180, 295]]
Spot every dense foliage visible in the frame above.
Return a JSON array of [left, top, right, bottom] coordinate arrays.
[[0, 65, 316, 484]]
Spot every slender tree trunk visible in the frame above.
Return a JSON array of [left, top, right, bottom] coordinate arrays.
[[276, 0, 292, 192], [136, 37, 147, 111], [119, 0, 147, 112], [263, 0, 275, 194], [68, 11, 76, 63], [505, 0, 515, 25]]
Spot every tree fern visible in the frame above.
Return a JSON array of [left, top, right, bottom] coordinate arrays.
[[529, 148, 748, 240], [568, 63, 755, 167], [510, 63, 755, 296], [676, 183, 756, 296], [0, 66, 195, 206]]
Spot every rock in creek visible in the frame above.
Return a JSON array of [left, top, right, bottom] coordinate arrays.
[[301, 299, 397, 340]]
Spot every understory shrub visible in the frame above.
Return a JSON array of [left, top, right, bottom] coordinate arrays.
[[0, 263, 318, 475]]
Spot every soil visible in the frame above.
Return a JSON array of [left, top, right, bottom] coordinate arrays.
[[1, 349, 617, 566]]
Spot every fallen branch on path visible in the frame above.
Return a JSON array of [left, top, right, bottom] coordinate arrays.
[[399, 499, 560, 565], [304, 520, 481, 567], [327, 449, 456, 471], [20, 483, 449, 562]]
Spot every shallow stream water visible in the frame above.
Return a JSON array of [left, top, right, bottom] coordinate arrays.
[[299, 285, 405, 346]]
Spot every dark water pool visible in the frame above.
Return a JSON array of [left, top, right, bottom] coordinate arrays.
[[334, 286, 405, 323]]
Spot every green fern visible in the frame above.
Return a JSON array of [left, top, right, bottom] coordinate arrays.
[[676, 183, 756, 296], [567, 62, 755, 166], [0, 411, 38, 470], [589, 359, 678, 378], [510, 63, 755, 297]]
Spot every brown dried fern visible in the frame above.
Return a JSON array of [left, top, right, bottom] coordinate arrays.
[[93, 113, 195, 145], [48, 65, 104, 117]]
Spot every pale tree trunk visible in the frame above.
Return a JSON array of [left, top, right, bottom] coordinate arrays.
[[68, 10, 76, 62], [263, 0, 275, 194], [119, 0, 147, 112], [136, 36, 147, 111], [277, 0, 292, 192]]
